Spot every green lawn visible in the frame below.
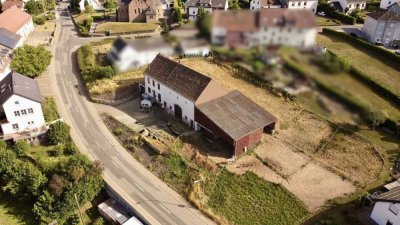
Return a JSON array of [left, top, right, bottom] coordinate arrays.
[[317, 34, 400, 97], [316, 16, 341, 26], [0, 192, 36, 225], [95, 22, 159, 33], [206, 170, 308, 225]]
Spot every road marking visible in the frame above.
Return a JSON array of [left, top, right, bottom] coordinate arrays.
[[75, 106, 79, 112], [135, 183, 145, 192], [83, 122, 87, 128], [159, 204, 171, 214], [111, 161, 120, 169]]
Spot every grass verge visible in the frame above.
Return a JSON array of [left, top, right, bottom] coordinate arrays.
[[95, 22, 159, 33]]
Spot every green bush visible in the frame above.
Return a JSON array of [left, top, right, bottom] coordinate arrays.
[[113, 127, 123, 136], [77, 17, 93, 36], [11, 45, 52, 78], [42, 96, 59, 122], [64, 141, 78, 155], [33, 16, 46, 25], [47, 121, 71, 145], [25, 0, 44, 15], [52, 145, 64, 157], [13, 140, 30, 157], [315, 51, 350, 74], [77, 44, 95, 70], [82, 66, 115, 82], [318, 3, 356, 24]]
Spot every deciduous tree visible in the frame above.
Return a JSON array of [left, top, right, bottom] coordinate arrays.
[[11, 45, 52, 78]]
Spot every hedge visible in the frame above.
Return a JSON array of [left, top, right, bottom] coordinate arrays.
[[283, 57, 400, 135], [322, 28, 400, 63], [317, 3, 356, 24]]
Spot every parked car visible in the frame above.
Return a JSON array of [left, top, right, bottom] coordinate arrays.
[[395, 49, 400, 55]]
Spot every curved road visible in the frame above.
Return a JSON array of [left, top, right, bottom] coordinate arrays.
[[51, 3, 215, 225]]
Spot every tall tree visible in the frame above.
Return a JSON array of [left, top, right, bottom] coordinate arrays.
[[11, 45, 52, 78]]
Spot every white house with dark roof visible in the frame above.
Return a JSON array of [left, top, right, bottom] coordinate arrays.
[[0, 72, 45, 137], [107, 37, 174, 72], [145, 54, 276, 156], [184, 0, 228, 20], [330, 0, 366, 13], [370, 181, 400, 225], [362, 7, 400, 46], [380, 0, 400, 9]]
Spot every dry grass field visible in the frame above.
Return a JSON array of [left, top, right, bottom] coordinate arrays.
[[180, 58, 383, 210]]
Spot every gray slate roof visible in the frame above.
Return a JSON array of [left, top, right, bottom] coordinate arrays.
[[196, 90, 276, 140], [146, 54, 212, 102], [0, 28, 21, 50], [373, 186, 400, 203], [0, 72, 42, 105]]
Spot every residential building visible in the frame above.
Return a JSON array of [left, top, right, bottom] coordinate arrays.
[[370, 180, 400, 225], [1, 0, 24, 12], [184, 0, 228, 20], [380, 0, 400, 10], [0, 28, 22, 81], [117, 0, 164, 22], [107, 37, 174, 72], [212, 9, 318, 48], [388, 2, 400, 14], [362, 8, 400, 46], [79, 0, 103, 11], [330, 0, 366, 13], [0, 72, 46, 137], [144, 54, 276, 156], [250, 0, 318, 13], [0, 6, 34, 39], [178, 38, 210, 56]]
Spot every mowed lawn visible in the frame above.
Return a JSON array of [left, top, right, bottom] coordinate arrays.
[[0, 193, 36, 225], [317, 34, 400, 97], [95, 22, 159, 33], [207, 170, 308, 225]]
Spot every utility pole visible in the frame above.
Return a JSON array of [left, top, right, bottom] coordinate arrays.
[[74, 194, 85, 225]]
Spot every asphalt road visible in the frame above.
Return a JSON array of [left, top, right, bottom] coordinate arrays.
[[52, 4, 215, 225]]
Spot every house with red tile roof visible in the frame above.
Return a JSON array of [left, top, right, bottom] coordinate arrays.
[[1, 0, 24, 12], [0, 5, 34, 39]]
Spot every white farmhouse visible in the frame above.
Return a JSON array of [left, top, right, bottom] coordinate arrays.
[[330, 0, 366, 13], [0, 72, 46, 138], [212, 9, 317, 48], [108, 37, 174, 72], [184, 0, 228, 20], [0, 6, 34, 39], [371, 183, 400, 225], [144, 54, 227, 129]]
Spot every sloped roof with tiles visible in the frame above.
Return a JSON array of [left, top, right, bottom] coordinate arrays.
[[145, 54, 212, 102], [0, 6, 31, 33], [0, 72, 42, 104]]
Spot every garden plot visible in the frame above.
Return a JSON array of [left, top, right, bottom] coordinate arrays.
[[274, 110, 335, 156], [314, 131, 383, 187]]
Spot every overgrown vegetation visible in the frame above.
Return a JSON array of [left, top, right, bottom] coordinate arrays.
[[207, 169, 308, 225], [317, 3, 356, 24], [42, 97, 59, 122], [11, 45, 52, 78]]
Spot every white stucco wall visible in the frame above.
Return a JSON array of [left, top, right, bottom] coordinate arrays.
[[287, 0, 318, 12], [1, 95, 45, 135], [257, 27, 317, 47], [112, 46, 174, 72], [371, 201, 400, 225], [380, 0, 397, 9], [144, 74, 196, 128], [16, 18, 34, 38]]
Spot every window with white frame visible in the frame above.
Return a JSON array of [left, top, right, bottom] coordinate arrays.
[[21, 109, 27, 115], [28, 108, 33, 114], [14, 111, 20, 117], [12, 124, 19, 130], [389, 203, 399, 215]]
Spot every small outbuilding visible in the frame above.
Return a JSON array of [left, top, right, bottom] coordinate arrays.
[[195, 90, 276, 156]]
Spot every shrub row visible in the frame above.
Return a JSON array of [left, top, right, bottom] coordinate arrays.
[[283, 57, 400, 135], [322, 28, 400, 63], [317, 3, 356, 24]]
